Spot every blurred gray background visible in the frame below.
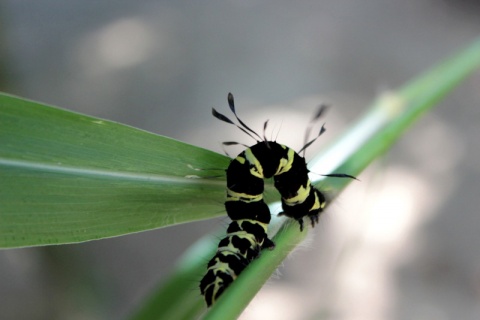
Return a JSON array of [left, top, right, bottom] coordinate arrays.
[[1, 1, 480, 319]]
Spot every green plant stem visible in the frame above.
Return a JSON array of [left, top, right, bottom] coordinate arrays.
[[130, 37, 480, 320]]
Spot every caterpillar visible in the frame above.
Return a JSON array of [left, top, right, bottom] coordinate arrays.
[[199, 93, 353, 307]]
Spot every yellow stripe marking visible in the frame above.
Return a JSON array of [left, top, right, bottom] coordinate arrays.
[[275, 146, 295, 175], [226, 188, 263, 202], [236, 219, 269, 233], [283, 181, 311, 206], [235, 156, 246, 165], [244, 148, 264, 178]]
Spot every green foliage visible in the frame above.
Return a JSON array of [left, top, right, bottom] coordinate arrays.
[[0, 94, 229, 248], [1, 38, 480, 319]]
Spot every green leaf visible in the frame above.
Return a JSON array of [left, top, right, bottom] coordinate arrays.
[[0, 93, 230, 248], [128, 38, 480, 320]]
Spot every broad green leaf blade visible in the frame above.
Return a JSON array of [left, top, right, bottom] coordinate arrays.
[[0, 93, 230, 248], [128, 38, 480, 320]]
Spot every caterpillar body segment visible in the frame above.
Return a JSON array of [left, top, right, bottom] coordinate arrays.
[[200, 93, 333, 307], [199, 208, 273, 306], [200, 140, 326, 306]]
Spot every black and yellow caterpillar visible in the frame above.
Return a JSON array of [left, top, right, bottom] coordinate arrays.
[[200, 93, 352, 307]]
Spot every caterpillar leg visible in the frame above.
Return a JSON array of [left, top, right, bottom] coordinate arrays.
[[262, 237, 276, 250], [278, 211, 305, 231], [308, 212, 320, 228], [278, 211, 321, 231]]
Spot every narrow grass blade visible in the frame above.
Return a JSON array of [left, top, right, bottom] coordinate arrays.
[[129, 38, 480, 320]]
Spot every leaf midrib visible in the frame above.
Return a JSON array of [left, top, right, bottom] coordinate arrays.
[[0, 158, 226, 186]]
